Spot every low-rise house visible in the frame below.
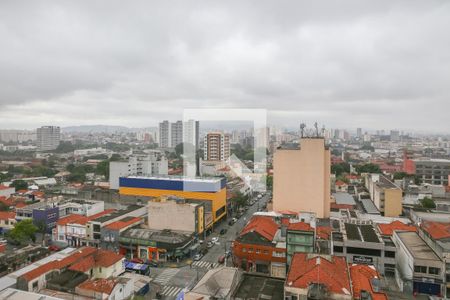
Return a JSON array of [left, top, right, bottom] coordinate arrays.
[[0, 185, 15, 198], [76, 277, 134, 300], [16, 247, 125, 293], [54, 209, 115, 247], [185, 266, 242, 300], [284, 253, 388, 300], [335, 180, 348, 192], [0, 211, 16, 232], [232, 216, 286, 278]]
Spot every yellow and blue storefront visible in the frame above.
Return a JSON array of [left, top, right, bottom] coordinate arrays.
[[119, 176, 227, 224]]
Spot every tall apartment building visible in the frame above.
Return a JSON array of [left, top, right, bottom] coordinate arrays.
[[415, 158, 450, 186], [159, 120, 199, 149], [158, 120, 170, 148], [356, 127, 362, 138], [171, 120, 183, 148], [109, 152, 168, 189], [183, 119, 200, 149], [390, 130, 400, 142], [272, 138, 331, 218], [203, 132, 230, 162], [365, 173, 402, 217], [36, 126, 60, 151]]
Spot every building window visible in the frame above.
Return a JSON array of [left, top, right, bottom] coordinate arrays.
[[263, 250, 269, 255], [414, 266, 427, 273], [385, 251, 395, 258], [248, 248, 253, 253], [99, 267, 102, 273], [242, 248, 246, 253], [429, 267, 440, 275], [256, 249, 260, 254]]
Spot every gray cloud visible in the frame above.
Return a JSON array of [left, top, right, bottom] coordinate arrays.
[[0, 0, 449, 132]]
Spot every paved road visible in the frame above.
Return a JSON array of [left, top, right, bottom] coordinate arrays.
[[201, 193, 271, 265], [146, 193, 271, 299]]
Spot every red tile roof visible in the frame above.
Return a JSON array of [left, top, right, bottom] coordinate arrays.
[[77, 278, 118, 295], [240, 216, 279, 241], [57, 209, 116, 226], [21, 247, 98, 281], [350, 264, 388, 300], [288, 222, 313, 232], [69, 249, 123, 273], [286, 253, 351, 295], [377, 221, 416, 236], [421, 221, 450, 240], [104, 217, 142, 230], [335, 180, 347, 186], [316, 226, 332, 240], [0, 185, 12, 190], [0, 211, 15, 220]]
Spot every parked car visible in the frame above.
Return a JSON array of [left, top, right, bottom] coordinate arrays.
[[220, 229, 227, 235], [198, 239, 204, 244], [207, 241, 214, 248], [211, 237, 219, 243], [218, 255, 225, 264], [48, 245, 60, 252], [193, 254, 202, 261]]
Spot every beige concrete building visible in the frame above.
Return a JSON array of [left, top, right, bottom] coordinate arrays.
[[148, 196, 205, 234], [272, 138, 331, 218], [365, 174, 402, 217]]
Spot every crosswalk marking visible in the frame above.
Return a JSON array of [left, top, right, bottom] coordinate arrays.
[[161, 285, 183, 297], [153, 268, 179, 285], [192, 260, 220, 269]]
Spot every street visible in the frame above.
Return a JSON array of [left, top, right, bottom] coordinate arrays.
[[146, 193, 271, 299]]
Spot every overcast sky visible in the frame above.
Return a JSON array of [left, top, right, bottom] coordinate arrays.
[[0, 1, 449, 132]]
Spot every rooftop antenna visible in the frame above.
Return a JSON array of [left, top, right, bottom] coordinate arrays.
[[300, 123, 306, 138]]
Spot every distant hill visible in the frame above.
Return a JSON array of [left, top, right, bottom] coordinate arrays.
[[62, 125, 132, 133]]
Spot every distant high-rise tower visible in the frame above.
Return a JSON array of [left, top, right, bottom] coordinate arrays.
[[183, 119, 200, 149], [36, 126, 60, 151], [159, 120, 170, 148], [390, 130, 400, 142], [204, 132, 230, 161], [171, 121, 183, 148], [357, 128, 362, 138], [273, 138, 330, 218]]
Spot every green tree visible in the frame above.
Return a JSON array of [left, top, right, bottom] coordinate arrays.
[[0, 202, 10, 211], [9, 180, 28, 191], [233, 192, 249, 209], [7, 219, 38, 245], [67, 173, 86, 183], [420, 197, 436, 209], [110, 154, 122, 161], [55, 141, 75, 153], [355, 163, 381, 174], [331, 162, 350, 176], [96, 160, 110, 179], [393, 172, 408, 180], [266, 175, 273, 191]]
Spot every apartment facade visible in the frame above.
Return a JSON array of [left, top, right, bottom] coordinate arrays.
[[109, 152, 168, 189], [203, 132, 230, 162], [365, 173, 402, 217], [36, 126, 60, 151], [415, 159, 450, 186], [273, 138, 331, 218]]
